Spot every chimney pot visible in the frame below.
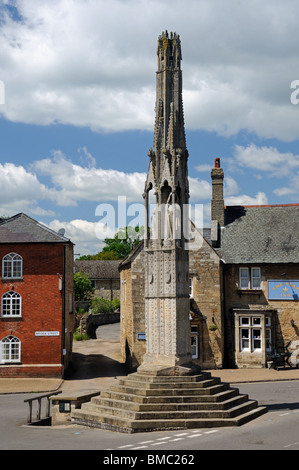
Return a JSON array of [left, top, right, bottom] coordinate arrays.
[[214, 157, 220, 168]]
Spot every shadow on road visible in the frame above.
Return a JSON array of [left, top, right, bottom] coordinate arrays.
[[68, 351, 129, 380], [265, 402, 299, 411]]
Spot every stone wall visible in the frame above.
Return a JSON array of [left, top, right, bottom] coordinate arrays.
[[189, 232, 223, 368], [224, 263, 299, 367], [93, 279, 120, 301], [79, 312, 120, 339]]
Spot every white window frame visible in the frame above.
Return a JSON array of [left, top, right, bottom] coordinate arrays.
[[2, 253, 23, 279], [191, 325, 199, 359], [239, 315, 262, 352], [1, 336, 21, 363], [189, 277, 193, 298], [239, 267, 250, 289], [265, 316, 272, 352], [1, 291, 22, 317], [239, 267, 261, 290], [251, 267, 261, 289]]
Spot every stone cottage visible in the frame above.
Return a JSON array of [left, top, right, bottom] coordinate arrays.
[[119, 160, 299, 370], [74, 260, 120, 301]]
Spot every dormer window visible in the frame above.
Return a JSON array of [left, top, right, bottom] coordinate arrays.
[[2, 253, 22, 279]]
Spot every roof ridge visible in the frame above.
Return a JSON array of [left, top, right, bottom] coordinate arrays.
[[225, 203, 299, 209]]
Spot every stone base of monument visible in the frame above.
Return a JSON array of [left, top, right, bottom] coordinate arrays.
[[71, 371, 267, 433]]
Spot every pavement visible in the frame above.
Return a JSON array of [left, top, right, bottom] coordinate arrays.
[[1, 322, 299, 395]]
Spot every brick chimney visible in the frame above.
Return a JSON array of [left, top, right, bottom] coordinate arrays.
[[211, 158, 224, 245]]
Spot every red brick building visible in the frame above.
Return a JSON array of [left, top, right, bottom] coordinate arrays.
[[0, 213, 75, 378]]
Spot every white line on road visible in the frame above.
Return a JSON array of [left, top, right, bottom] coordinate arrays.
[[284, 442, 299, 448]]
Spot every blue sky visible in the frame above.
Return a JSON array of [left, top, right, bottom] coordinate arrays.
[[1, 0, 299, 255]]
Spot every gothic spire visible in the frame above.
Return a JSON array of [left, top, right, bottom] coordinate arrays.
[[146, 31, 188, 198]]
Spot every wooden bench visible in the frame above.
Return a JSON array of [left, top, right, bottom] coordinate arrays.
[[268, 341, 292, 370]]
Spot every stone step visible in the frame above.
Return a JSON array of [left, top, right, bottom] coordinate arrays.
[[127, 372, 212, 383], [71, 404, 267, 433], [79, 397, 258, 421], [108, 382, 229, 397], [100, 387, 239, 404], [70, 372, 267, 433], [118, 377, 221, 389], [91, 392, 249, 412]]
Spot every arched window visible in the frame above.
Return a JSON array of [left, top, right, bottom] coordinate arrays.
[[2, 253, 23, 279], [1, 291, 22, 317], [1, 336, 21, 362]]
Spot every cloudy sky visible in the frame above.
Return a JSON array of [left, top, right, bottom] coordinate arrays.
[[1, 0, 299, 255]]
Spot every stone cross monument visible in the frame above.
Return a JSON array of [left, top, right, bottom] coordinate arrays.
[[139, 31, 197, 376], [71, 33, 267, 431]]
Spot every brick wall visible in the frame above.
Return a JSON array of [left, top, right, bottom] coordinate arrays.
[[0, 243, 74, 378]]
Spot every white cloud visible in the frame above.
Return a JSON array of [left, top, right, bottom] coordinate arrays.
[[224, 176, 239, 197], [0, 162, 56, 217], [1, 0, 299, 139], [225, 191, 268, 207], [189, 177, 211, 203], [47, 218, 115, 256], [229, 143, 299, 200], [233, 144, 299, 177], [195, 164, 212, 172], [32, 150, 147, 205]]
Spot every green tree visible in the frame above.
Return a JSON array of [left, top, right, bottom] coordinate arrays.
[[76, 226, 144, 261], [74, 272, 94, 301]]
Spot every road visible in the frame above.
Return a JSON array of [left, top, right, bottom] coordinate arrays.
[[1, 323, 299, 453], [1, 380, 299, 452]]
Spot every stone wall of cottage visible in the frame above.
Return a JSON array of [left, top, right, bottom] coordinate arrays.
[[189, 234, 223, 369], [224, 263, 299, 368], [119, 249, 146, 370]]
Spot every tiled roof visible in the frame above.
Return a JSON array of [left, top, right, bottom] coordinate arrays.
[[74, 260, 121, 279], [219, 204, 299, 264], [0, 213, 71, 244]]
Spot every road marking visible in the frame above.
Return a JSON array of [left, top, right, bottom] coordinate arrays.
[[284, 442, 299, 448], [279, 412, 291, 416], [108, 428, 221, 450]]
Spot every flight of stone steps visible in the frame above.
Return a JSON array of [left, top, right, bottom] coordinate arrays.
[[71, 371, 267, 433]]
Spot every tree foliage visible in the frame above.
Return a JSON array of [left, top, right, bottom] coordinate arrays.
[[74, 272, 94, 301], [77, 226, 144, 260]]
